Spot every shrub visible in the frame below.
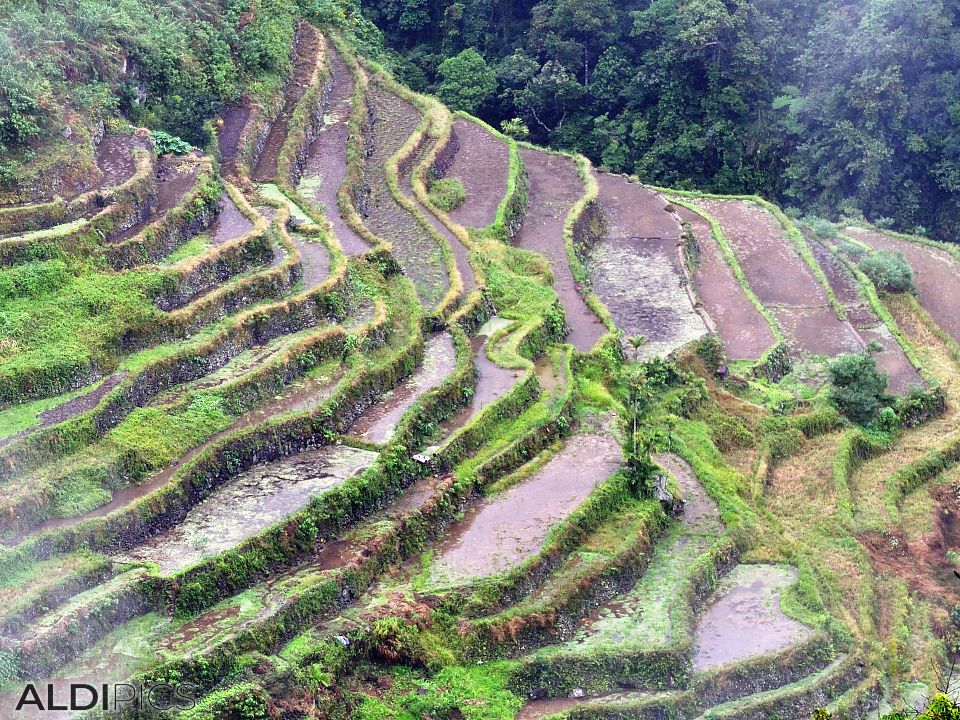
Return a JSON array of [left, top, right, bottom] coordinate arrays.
[[858, 250, 913, 293], [828, 352, 888, 423], [803, 215, 838, 238], [151, 130, 192, 155], [428, 178, 466, 212]]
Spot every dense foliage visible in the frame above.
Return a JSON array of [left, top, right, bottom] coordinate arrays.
[[828, 352, 888, 423], [361, 0, 960, 242]]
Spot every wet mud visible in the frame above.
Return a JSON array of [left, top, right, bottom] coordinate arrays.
[[442, 118, 510, 229]]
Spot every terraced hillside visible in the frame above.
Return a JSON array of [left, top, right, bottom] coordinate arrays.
[[0, 22, 958, 720]]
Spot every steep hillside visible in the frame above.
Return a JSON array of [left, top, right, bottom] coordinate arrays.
[[0, 15, 958, 720]]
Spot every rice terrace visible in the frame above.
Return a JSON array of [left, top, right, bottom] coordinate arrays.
[[0, 0, 958, 719]]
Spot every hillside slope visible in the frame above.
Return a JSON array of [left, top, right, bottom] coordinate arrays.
[[0, 15, 957, 720]]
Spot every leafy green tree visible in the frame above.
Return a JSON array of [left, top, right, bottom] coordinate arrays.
[[828, 352, 888, 423], [436, 48, 497, 114]]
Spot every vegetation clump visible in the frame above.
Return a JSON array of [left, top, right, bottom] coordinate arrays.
[[828, 352, 888, 423], [427, 178, 466, 211], [859, 250, 914, 293]]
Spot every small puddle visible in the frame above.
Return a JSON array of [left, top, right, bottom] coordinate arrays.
[[692, 564, 812, 672], [428, 433, 621, 585], [114, 445, 377, 575], [349, 333, 457, 444]]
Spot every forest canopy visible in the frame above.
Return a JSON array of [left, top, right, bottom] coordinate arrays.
[[361, 0, 960, 242]]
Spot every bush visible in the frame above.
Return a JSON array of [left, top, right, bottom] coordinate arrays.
[[428, 178, 466, 211], [803, 215, 838, 238], [828, 352, 888, 423], [858, 250, 913, 293]]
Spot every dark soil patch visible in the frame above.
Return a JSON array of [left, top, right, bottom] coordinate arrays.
[[115, 444, 377, 574], [108, 155, 200, 244], [206, 192, 254, 246], [515, 148, 605, 352], [252, 23, 321, 182], [0, 371, 126, 450], [589, 174, 706, 358], [349, 332, 456, 444], [848, 227, 960, 346], [692, 198, 862, 359], [692, 564, 812, 671], [362, 84, 449, 307], [860, 486, 960, 608], [442, 119, 509, 229], [217, 105, 251, 177], [299, 46, 368, 255], [676, 204, 775, 361], [429, 433, 621, 584]]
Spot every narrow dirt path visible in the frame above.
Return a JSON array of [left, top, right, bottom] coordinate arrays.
[[441, 118, 510, 229], [515, 148, 605, 352], [298, 46, 368, 255], [691, 198, 862, 359], [589, 174, 707, 358], [427, 433, 621, 586], [349, 332, 457, 444], [217, 105, 251, 179], [252, 23, 321, 182], [675, 204, 775, 361]]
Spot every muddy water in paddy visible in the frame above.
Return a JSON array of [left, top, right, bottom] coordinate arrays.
[[0, 371, 126, 450], [428, 433, 621, 585], [205, 192, 254, 245], [115, 445, 377, 574], [436, 317, 520, 438], [676, 204, 775, 361], [363, 85, 449, 307], [442, 118, 510, 229], [692, 198, 862, 359], [541, 453, 721, 655], [692, 564, 812, 671], [590, 174, 707, 358], [8, 367, 345, 544], [252, 24, 321, 182], [809, 238, 921, 394], [848, 227, 960, 347], [95, 133, 147, 189], [515, 690, 661, 720], [349, 333, 457, 444], [298, 47, 368, 256], [108, 156, 201, 244], [400, 138, 477, 294], [516, 148, 606, 352], [515, 148, 605, 352]]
